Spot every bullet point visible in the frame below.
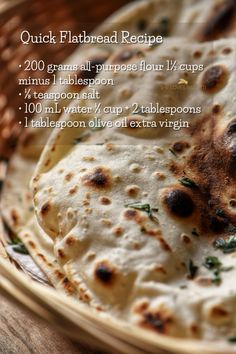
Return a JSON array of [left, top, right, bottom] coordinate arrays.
[[19, 64, 22, 68], [19, 121, 22, 125], [19, 107, 22, 110], [19, 93, 22, 96]]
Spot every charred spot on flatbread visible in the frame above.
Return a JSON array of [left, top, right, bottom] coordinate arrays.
[[112, 47, 143, 64], [172, 141, 190, 154], [163, 189, 195, 218], [136, 19, 148, 31], [80, 56, 108, 81], [94, 261, 116, 286], [126, 116, 143, 130], [64, 172, 74, 182], [198, 0, 236, 41], [212, 104, 222, 115], [181, 113, 236, 233], [140, 310, 174, 334], [209, 216, 228, 233], [10, 209, 20, 227], [82, 166, 112, 190], [208, 305, 230, 324], [227, 120, 236, 135], [71, 55, 108, 92], [40, 201, 51, 216], [124, 209, 146, 224], [201, 65, 228, 93]]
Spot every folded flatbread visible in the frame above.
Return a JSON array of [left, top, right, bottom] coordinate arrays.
[[31, 38, 236, 341]]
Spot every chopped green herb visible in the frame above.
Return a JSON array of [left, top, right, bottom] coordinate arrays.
[[203, 256, 233, 286], [10, 236, 22, 245], [9, 232, 28, 254], [187, 260, 198, 279], [227, 224, 236, 234], [150, 208, 159, 213], [228, 336, 236, 343], [215, 208, 226, 218], [203, 256, 222, 270], [169, 148, 178, 157], [214, 235, 236, 254], [211, 269, 221, 285], [214, 238, 227, 248], [125, 203, 151, 213], [191, 228, 199, 237], [125, 203, 159, 224], [221, 266, 234, 272], [179, 177, 198, 189], [149, 214, 159, 224], [12, 243, 29, 255]]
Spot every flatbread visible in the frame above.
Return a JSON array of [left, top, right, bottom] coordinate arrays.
[[31, 38, 236, 341], [2, 0, 235, 339], [0, 152, 78, 293]]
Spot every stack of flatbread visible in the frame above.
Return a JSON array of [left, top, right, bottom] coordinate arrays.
[[2, 0, 236, 352]]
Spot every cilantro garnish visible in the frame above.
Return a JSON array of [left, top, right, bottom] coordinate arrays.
[[125, 203, 159, 224], [179, 177, 198, 189], [187, 260, 198, 279], [214, 236, 236, 254]]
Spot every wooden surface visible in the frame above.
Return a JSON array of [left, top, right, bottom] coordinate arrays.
[[0, 294, 100, 354]]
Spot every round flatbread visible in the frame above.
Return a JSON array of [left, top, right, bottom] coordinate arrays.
[[31, 38, 236, 341], [2, 0, 236, 344]]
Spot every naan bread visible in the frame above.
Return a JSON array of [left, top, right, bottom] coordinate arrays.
[[31, 38, 236, 341], [2, 0, 235, 339], [0, 153, 78, 293]]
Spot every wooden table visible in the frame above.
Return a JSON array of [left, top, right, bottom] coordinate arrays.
[[0, 294, 100, 354]]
